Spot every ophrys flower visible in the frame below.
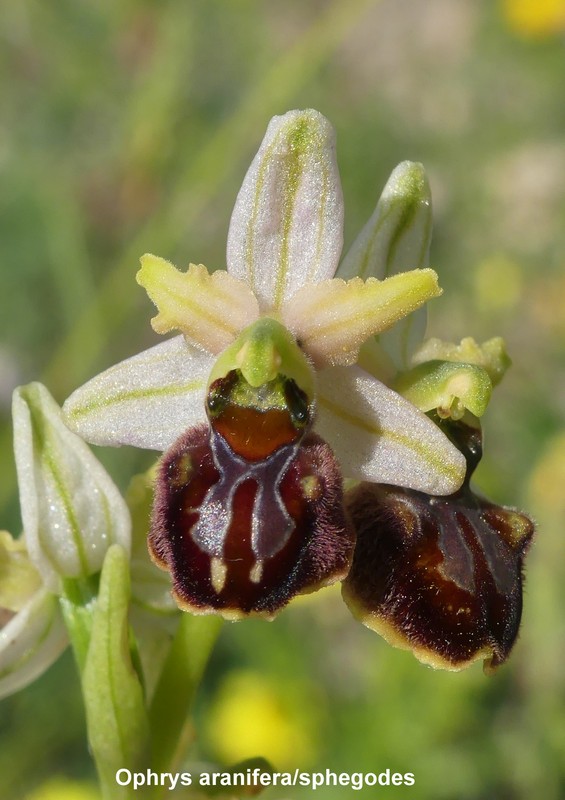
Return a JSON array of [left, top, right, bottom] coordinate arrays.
[[64, 109, 466, 619]]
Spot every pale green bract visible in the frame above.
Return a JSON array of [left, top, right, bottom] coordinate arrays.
[[0, 383, 131, 699]]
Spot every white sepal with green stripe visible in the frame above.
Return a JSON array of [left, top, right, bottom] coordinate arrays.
[[63, 335, 213, 450], [338, 161, 433, 370], [315, 366, 466, 495], [226, 108, 344, 311], [13, 382, 131, 591]]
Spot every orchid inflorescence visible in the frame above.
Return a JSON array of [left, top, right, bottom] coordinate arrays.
[[1, 110, 533, 747]]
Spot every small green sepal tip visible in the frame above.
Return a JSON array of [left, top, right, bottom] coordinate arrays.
[[395, 361, 493, 419]]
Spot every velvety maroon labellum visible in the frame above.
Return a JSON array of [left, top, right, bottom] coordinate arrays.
[[149, 370, 354, 618], [343, 418, 534, 672]]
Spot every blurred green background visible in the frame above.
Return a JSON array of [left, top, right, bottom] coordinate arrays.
[[1, 1, 565, 798]]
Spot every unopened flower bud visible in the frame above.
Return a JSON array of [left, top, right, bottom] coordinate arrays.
[[13, 383, 130, 590]]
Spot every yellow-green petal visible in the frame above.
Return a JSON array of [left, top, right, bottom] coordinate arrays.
[[137, 254, 260, 354], [282, 268, 441, 368], [0, 531, 41, 613]]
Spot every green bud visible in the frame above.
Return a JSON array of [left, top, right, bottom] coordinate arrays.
[[412, 336, 511, 387], [13, 383, 131, 591]]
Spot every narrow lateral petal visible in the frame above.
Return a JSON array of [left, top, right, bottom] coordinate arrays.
[[13, 383, 131, 590], [338, 161, 433, 369], [226, 109, 344, 311], [282, 269, 441, 368], [63, 336, 213, 451], [315, 366, 466, 495], [137, 255, 259, 353], [0, 589, 67, 700]]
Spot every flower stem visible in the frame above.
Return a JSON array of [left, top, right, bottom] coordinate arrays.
[[148, 614, 224, 780]]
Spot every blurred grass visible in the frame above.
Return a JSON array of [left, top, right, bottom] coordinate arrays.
[[2, 1, 565, 798]]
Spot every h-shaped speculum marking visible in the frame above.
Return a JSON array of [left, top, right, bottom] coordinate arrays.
[[190, 428, 299, 562]]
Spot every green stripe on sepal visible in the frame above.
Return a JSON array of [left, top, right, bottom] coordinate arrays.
[[227, 109, 344, 311], [395, 361, 493, 419], [339, 161, 433, 369]]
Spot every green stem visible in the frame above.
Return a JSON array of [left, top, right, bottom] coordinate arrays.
[[59, 575, 99, 672], [149, 614, 224, 781]]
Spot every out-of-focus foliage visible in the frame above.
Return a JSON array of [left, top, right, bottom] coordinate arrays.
[[1, 1, 564, 798]]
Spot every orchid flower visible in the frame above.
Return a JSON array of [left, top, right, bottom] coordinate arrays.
[[344, 415, 534, 672], [63, 109, 466, 621]]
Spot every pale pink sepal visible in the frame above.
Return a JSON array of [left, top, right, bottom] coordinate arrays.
[[226, 109, 344, 312], [338, 161, 433, 369], [316, 366, 466, 495], [63, 336, 213, 451]]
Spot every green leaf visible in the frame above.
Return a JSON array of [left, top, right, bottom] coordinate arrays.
[[82, 545, 150, 799], [59, 574, 99, 672], [149, 613, 223, 774]]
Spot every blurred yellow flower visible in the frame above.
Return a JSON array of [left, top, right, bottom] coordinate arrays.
[[527, 431, 565, 528], [24, 778, 100, 800], [473, 254, 523, 314], [205, 670, 319, 769], [502, 0, 565, 36]]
